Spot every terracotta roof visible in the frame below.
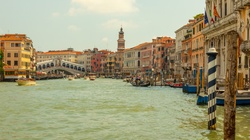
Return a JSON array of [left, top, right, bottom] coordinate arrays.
[[0, 34, 32, 42]]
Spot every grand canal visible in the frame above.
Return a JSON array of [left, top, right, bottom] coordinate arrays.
[[0, 78, 250, 140]]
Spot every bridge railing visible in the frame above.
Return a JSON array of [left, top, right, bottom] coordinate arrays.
[[38, 66, 85, 75]]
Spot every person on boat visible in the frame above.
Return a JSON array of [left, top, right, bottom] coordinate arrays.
[[135, 76, 139, 85]]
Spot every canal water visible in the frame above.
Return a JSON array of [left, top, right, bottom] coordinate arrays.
[[0, 78, 249, 140]]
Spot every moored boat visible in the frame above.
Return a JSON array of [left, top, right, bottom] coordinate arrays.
[[216, 90, 250, 106], [197, 89, 250, 106], [170, 82, 183, 88], [182, 84, 197, 93], [16, 78, 36, 86]]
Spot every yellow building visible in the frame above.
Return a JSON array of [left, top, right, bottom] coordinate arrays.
[[191, 14, 205, 70], [0, 34, 36, 80]]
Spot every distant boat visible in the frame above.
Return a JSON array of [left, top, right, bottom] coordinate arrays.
[[68, 76, 74, 81], [89, 73, 96, 81], [170, 82, 183, 88], [83, 76, 89, 80], [16, 78, 36, 86], [131, 81, 150, 87]]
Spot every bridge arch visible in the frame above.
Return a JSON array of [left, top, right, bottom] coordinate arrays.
[[37, 59, 86, 75]]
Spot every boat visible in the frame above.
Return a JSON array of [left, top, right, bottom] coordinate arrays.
[[83, 76, 89, 80], [197, 89, 250, 106], [182, 84, 197, 93], [216, 90, 250, 106], [131, 81, 150, 87], [170, 82, 183, 88], [68, 76, 74, 81], [16, 78, 36, 86], [89, 73, 96, 81], [165, 79, 174, 86]]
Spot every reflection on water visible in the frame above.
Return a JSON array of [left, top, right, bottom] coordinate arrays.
[[0, 78, 250, 140]]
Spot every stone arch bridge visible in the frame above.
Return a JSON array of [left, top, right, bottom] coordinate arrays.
[[36, 59, 85, 75]]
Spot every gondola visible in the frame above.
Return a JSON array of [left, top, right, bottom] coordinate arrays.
[[131, 81, 150, 87]]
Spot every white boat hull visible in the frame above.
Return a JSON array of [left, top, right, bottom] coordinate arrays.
[[16, 79, 36, 86]]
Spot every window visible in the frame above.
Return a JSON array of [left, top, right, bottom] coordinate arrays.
[[224, 2, 227, 16], [14, 53, 18, 57], [7, 53, 11, 57], [245, 56, 248, 68], [15, 43, 21, 47], [14, 61, 18, 66], [7, 60, 11, 65], [11, 43, 15, 47]]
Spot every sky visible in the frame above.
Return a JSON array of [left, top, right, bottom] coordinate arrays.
[[0, 0, 205, 52]]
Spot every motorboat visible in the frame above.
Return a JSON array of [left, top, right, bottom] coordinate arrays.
[[16, 78, 36, 86], [89, 73, 96, 81], [68, 76, 74, 81]]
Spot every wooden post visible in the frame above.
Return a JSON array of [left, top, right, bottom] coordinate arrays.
[[207, 47, 218, 130], [224, 32, 237, 139], [196, 65, 200, 95]]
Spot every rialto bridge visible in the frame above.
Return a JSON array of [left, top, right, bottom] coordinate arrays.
[[36, 59, 86, 75]]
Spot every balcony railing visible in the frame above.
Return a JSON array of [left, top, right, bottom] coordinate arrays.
[[241, 40, 250, 56], [202, 13, 237, 35]]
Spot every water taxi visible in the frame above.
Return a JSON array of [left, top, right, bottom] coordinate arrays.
[[16, 78, 36, 86], [68, 75, 75, 81], [89, 73, 96, 81]]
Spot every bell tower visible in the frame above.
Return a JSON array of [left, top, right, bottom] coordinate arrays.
[[117, 27, 125, 52]]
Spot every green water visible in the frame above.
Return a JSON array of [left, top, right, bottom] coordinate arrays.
[[0, 78, 249, 140]]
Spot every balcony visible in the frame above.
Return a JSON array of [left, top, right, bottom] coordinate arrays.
[[202, 13, 237, 35], [193, 63, 199, 68], [182, 63, 192, 70], [235, 0, 250, 11], [241, 40, 250, 56]]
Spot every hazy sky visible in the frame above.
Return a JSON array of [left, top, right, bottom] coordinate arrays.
[[0, 0, 205, 52]]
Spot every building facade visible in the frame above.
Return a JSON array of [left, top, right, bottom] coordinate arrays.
[[202, 0, 238, 87], [0, 34, 36, 80]]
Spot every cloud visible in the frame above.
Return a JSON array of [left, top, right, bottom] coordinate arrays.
[[102, 19, 137, 29], [51, 12, 60, 17], [68, 25, 81, 32], [102, 37, 109, 43], [69, 0, 138, 16]]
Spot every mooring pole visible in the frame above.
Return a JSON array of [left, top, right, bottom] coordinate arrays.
[[224, 32, 237, 139], [207, 47, 218, 130]]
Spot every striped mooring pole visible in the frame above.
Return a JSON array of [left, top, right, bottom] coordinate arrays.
[[207, 47, 218, 130]]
